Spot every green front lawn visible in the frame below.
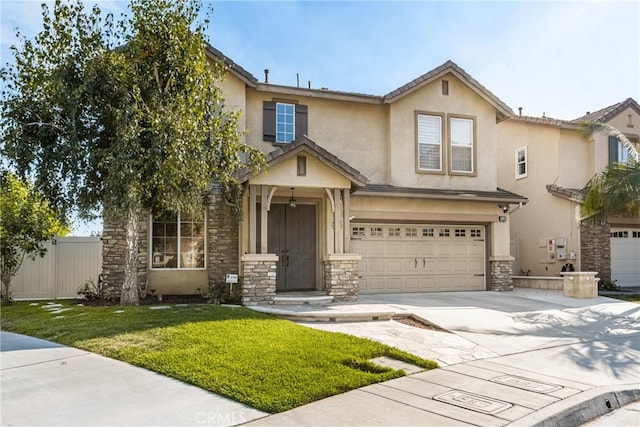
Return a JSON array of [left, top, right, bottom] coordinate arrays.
[[1, 301, 437, 413], [603, 293, 640, 303]]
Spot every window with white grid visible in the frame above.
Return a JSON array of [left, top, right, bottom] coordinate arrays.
[[450, 117, 474, 173], [417, 114, 442, 172]]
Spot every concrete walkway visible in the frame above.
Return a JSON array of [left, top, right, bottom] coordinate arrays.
[[2, 289, 638, 426], [0, 332, 267, 426]]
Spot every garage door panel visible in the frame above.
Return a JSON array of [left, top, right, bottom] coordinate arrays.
[[610, 228, 640, 287], [355, 223, 486, 293]]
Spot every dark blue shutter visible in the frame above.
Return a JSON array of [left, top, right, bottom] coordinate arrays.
[[608, 135, 618, 164], [295, 104, 308, 138], [263, 101, 276, 142]]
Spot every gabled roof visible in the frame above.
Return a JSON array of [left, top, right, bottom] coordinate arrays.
[[237, 136, 369, 188], [383, 60, 513, 121], [354, 184, 528, 204], [205, 43, 259, 87], [571, 98, 640, 123]]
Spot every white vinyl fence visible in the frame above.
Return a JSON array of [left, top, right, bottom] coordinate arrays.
[[10, 236, 102, 300]]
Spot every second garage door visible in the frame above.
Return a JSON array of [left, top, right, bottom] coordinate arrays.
[[351, 223, 486, 293], [610, 228, 640, 288]]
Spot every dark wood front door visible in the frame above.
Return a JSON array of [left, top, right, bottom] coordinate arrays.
[[268, 204, 316, 291]]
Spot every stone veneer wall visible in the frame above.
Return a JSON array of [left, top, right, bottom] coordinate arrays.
[[207, 185, 240, 291], [101, 214, 149, 299], [489, 258, 514, 291], [241, 254, 277, 305], [323, 254, 361, 302], [580, 221, 611, 282]]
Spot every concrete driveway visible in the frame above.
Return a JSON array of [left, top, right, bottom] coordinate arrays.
[[250, 289, 640, 426]]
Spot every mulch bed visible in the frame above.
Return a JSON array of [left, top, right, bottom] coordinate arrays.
[[394, 316, 450, 333]]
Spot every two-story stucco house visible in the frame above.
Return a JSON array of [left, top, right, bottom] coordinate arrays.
[[102, 46, 528, 304], [497, 98, 640, 288]]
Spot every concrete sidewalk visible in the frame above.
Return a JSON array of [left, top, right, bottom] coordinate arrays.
[[0, 332, 267, 426]]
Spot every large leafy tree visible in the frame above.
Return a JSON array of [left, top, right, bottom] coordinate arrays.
[[1, 0, 263, 305], [578, 121, 640, 222], [0, 171, 68, 304]]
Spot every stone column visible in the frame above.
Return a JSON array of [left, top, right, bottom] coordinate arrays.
[[580, 222, 611, 282], [241, 254, 278, 305], [561, 272, 599, 298], [323, 254, 361, 302], [489, 256, 514, 291]]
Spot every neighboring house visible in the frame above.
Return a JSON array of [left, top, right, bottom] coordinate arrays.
[[102, 46, 528, 304], [497, 98, 640, 287]]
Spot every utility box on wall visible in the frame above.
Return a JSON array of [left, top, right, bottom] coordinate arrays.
[[546, 238, 556, 263], [556, 237, 567, 260]]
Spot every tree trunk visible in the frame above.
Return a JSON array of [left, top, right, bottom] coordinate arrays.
[[1, 271, 12, 305], [120, 206, 140, 306]]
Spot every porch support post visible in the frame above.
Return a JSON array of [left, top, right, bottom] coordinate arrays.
[[333, 188, 343, 253], [260, 185, 269, 254], [248, 185, 257, 254], [343, 189, 351, 253]]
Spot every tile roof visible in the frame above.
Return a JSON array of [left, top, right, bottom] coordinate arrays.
[[237, 136, 369, 188], [571, 98, 640, 123], [383, 60, 513, 119], [354, 184, 528, 204], [546, 185, 582, 202], [508, 115, 576, 129], [205, 44, 259, 87]]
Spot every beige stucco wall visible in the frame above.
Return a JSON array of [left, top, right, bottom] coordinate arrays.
[[209, 59, 248, 132], [388, 75, 498, 191], [244, 89, 389, 184], [249, 154, 352, 189], [497, 120, 581, 276], [147, 270, 208, 295]]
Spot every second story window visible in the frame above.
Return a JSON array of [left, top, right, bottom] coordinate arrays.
[[276, 102, 295, 143], [609, 135, 633, 164], [515, 146, 527, 179], [263, 101, 308, 143], [417, 113, 443, 172], [450, 117, 474, 174]]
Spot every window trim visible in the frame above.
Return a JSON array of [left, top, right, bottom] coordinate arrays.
[[415, 111, 446, 174], [515, 146, 528, 179], [448, 114, 476, 176], [275, 102, 295, 143], [149, 211, 207, 270]]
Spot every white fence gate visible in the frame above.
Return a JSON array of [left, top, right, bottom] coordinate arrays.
[[11, 236, 102, 300]]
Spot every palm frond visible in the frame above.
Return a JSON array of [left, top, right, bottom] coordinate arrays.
[[581, 159, 640, 222], [577, 120, 639, 161]]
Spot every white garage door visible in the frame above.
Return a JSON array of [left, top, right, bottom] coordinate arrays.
[[610, 228, 640, 287], [351, 224, 486, 293]]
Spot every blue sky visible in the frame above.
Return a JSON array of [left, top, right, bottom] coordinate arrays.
[[1, 0, 639, 234]]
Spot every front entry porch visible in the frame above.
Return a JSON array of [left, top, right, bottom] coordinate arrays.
[[238, 137, 368, 306]]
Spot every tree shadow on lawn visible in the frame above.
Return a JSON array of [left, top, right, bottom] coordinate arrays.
[[449, 303, 640, 380], [0, 299, 281, 345]]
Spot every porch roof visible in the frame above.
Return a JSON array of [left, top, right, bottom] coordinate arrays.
[[237, 136, 369, 188], [354, 184, 528, 204]]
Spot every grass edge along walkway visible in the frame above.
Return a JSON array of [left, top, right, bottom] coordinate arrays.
[[1, 301, 438, 413]]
